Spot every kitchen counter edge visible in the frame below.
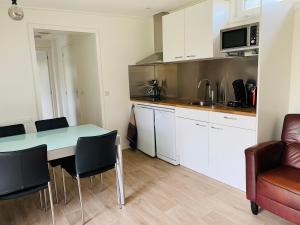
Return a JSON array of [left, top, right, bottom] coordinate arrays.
[[131, 99, 256, 117]]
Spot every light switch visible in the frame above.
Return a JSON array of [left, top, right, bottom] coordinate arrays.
[[104, 91, 110, 96]]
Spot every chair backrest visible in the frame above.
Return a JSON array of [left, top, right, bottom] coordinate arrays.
[[0, 145, 49, 196], [75, 130, 118, 175], [281, 114, 300, 169], [35, 117, 69, 132], [0, 124, 25, 138]]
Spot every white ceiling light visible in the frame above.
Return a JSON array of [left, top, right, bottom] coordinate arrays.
[[8, 0, 24, 21]]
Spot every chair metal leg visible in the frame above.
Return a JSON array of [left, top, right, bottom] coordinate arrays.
[[44, 189, 48, 211], [90, 176, 93, 188], [115, 166, 122, 209], [77, 175, 85, 225], [62, 168, 67, 204], [48, 182, 56, 225], [39, 191, 43, 209], [52, 167, 59, 204]]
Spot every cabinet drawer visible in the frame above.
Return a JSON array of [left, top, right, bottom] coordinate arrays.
[[209, 112, 256, 130], [176, 107, 209, 122]]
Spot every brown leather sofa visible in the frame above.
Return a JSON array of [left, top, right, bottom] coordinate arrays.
[[245, 114, 300, 224]]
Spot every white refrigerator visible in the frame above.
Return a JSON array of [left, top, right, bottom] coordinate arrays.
[[134, 104, 178, 165], [134, 105, 156, 157]]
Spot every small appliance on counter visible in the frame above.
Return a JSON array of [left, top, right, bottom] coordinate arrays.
[[245, 79, 257, 107], [227, 79, 257, 108], [144, 79, 163, 101]]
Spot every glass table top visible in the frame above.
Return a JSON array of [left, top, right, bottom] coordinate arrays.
[[0, 124, 111, 152]]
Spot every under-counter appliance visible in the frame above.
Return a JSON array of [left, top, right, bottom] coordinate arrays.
[[134, 104, 178, 165], [220, 23, 259, 54], [134, 105, 156, 157]]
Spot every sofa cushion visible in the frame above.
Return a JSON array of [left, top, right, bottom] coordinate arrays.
[[282, 143, 300, 169], [257, 166, 300, 211]]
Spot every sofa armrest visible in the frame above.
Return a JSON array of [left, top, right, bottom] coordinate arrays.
[[245, 141, 285, 201]]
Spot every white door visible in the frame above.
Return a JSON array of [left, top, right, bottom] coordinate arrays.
[[62, 45, 79, 126], [185, 2, 214, 60], [209, 124, 256, 191], [177, 117, 209, 174], [134, 105, 156, 157], [155, 109, 177, 164], [163, 10, 185, 62], [36, 50, 54, 119]]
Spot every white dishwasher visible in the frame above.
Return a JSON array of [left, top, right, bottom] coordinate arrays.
[[155, 108, 178, 165]]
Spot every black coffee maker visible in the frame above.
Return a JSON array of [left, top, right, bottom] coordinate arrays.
[[227, 79, 247, 108]]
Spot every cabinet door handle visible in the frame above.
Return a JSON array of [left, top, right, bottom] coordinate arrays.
[[224, 116, 238, 120], [174, 56, 183, 59], [195, 123, 206, 127], [211, 126, 223, 130], [187, 55, 196, 58]]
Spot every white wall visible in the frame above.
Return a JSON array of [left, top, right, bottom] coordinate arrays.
[[0, 7, 154, 147], [257, 0, 295, 142], [289, 8, 300, 113]]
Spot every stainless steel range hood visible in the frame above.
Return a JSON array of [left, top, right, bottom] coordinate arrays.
[[136, 12, 168, 65]]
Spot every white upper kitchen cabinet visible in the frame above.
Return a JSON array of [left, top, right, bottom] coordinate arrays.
[[163, 0, 229, 62], [162, 10, 185, 62], [185, 1, 214, 60]]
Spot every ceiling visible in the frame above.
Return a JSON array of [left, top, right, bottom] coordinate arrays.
[[1, 0, 200, 16]]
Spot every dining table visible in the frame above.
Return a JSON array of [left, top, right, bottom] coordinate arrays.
[[0, 124, 125, 205]]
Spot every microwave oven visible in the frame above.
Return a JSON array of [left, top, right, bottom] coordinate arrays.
[[220, 23, 259, 53]]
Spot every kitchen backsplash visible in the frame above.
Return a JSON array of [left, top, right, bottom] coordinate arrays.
[[129, 56, 258, 102]]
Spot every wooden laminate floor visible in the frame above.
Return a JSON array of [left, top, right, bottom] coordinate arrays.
[[0, 150, 294, 225]]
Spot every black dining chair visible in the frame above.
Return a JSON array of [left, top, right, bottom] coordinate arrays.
[[0, 145, 55, 225], [35, 117, 69, 203], [0, 124, 25, 138], [60, 130, 121, 225]]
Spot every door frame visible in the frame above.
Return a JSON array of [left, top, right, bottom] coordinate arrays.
[[28, 23, 106, 127], [36, 47, 59, 118]]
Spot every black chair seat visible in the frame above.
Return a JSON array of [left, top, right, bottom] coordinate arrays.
[[0, 183, 48, 200], [60, 130, 120, 224], [61, 156, 115, 178], [0, 145, 55, 224]]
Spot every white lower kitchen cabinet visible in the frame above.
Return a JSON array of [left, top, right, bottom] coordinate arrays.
[[209, 124, 256, 191], [134, 103, 257, 191], [176, 117, 209, 175], [155, 108, 178, 165]]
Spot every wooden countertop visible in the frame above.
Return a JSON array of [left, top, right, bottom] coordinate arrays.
[[131, 98, 256, 117]]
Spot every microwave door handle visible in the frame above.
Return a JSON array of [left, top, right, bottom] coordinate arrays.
[[247, 26, 251, 47]]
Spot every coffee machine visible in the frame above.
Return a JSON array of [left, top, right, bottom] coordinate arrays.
[[227, 79, 257, 108], [227, 79, 247, 107]]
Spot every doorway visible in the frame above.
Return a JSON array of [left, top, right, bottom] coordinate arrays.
[[33, 29, 103, 127]]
